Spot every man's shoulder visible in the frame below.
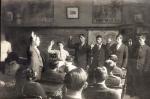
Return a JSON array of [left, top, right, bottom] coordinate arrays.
[[84, 86, 120, 99], [145, 44, 150, 49], [1, 40, 11, 45], [106, 75, 121, 88]]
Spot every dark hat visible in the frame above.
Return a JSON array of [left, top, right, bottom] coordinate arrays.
[[5, 52, 19, 63]]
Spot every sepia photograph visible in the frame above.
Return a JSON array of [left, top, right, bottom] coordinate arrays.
[[1, 0, 150, 99]]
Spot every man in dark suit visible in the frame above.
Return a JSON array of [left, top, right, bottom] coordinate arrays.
[[84, 67, 120, 99], [133, 34, 150, 99], [68, 34, 91, 70], [111, 34, 128, 69], [88, 35, 106, 84], [105, 36, 114, 59], [91, 35, 106, 68]]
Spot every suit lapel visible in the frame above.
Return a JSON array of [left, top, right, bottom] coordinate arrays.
[[33, 47, 43, 65]]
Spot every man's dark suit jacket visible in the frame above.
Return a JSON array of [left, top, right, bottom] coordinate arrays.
[[91, 44, 106, 68], [68, 41, 91, 70], [134, 44, 150, 72], [132, 44, 150, 99], [111, 43, 128, 68], [106, 75, 121, 88], [106, 42, 114, 59], [84, 84, 120, 99]]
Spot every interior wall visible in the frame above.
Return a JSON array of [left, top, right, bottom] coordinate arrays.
[[1, 0, 150, 57], [6, 28, 88, 57]]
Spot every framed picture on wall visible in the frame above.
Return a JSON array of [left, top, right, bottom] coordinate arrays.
[[66, 7, 79, 19], [88, 30, 119, 45]]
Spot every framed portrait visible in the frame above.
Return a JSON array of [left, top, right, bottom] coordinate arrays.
[[66, 7, 79, 19]]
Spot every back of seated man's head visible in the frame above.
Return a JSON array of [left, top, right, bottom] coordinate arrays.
[[109, 54, 118, 63], [64, 68, 87, 91], [94, 67, 108, 83], [104, 59, 115, 73]]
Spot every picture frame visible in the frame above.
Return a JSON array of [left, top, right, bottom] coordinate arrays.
[[88, 30, 119, 45], [66, 7, 79, 19]]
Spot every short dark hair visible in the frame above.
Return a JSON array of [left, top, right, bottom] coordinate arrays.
[[137, 34, 146, 39], [116, 34, 123, 39], [57, 41, 65, 46], [5, 52, 19, 63], [96, 35, 102, 39], [110, 54, 118, 63], [104, 60, 115, 72], [79, 34, 85, 37], [94, 67, 108, 82], [64, 68, 87, 91]]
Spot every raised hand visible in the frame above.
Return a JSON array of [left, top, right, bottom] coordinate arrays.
[[69, 36, 73, 40], [90, 43, 94, 49], [31, 31, 37, 41], [50, 40, 55, 46]]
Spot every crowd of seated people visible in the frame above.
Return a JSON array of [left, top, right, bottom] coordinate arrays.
[[0, 53, 124, 99]]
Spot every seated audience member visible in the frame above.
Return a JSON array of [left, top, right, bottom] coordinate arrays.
[[63, 68, 88, 99], [5, 52, 20, 77], [0, 52, 20, 99], [59, 56, 77, 73], [41, 59, 65, 99], [84, 67, 120, 99], [0, 52, 20, 87], [109, 54, 123, 78], [105, 60, 122, 88], [22, 69, 47, 99], [15, 60, 29, 97]]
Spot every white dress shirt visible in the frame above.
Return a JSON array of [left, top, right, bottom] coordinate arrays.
[[1, 41, 12, 62]]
